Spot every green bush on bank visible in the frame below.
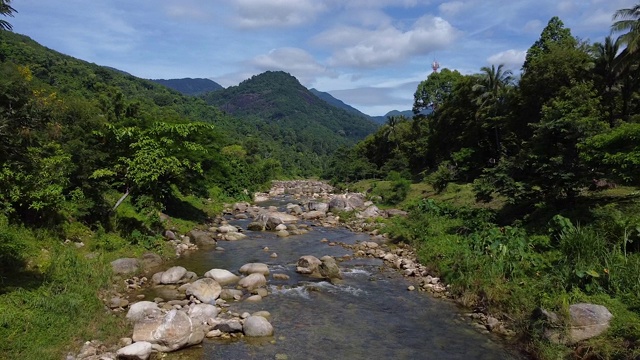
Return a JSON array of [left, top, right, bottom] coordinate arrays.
[[384, 198, 640, 359]]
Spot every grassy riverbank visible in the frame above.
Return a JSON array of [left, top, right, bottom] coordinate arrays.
[[0, 188, 229, 359], [353, 180, 640, 359]]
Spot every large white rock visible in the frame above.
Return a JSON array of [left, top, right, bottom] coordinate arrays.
[[188, 304, 219, 325], [217, 225, 238, 233], [243, 316, 274, 337], [151, 310, 205, 352], [116, 341, 152, 360], [185, 278, 222, 304], [239, 263, 270, 275], [160, 266, 188, 284], [126, 301, 162, 323], [238, 273, 267, 291], [567, 303, 613, 344], [204, 269, 240, 286]]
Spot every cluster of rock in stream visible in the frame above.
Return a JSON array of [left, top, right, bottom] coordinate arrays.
[[72, 180, 614, 359]]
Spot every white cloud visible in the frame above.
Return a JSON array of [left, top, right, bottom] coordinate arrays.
[[486, 49, 527, 70], [231, 0, 327, 28], [439, 1, 465, 16], [315, 15, 461, 68], [250, 47, 337, 85], [523, 19, 542, 33]]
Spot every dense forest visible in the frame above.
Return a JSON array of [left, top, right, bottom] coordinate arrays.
[[326, 12, 640, 360]]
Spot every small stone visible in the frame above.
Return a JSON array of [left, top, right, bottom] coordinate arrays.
[[407, 285, 416, 291], [270, 252, 278, 258], [206, 329, 223, 338]]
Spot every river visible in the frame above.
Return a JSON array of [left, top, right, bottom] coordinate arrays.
[[161, 196, 522, 360]]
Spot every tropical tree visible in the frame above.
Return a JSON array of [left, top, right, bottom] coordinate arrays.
[[612, 4, 640, 54], [413, 68, 463, 114], [472, 64, 514, 157], [593, 36, 621, 126], [0, 0, 16, 31]]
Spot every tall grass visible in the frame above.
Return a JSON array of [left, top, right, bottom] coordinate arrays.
[[385, 198, 640, 359], [0, 224, 129, 359]]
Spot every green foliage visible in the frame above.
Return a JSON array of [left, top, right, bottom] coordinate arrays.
[[580, 122, 640, 184], [413, 68, 464, 112], [426, 162, 456, 194]]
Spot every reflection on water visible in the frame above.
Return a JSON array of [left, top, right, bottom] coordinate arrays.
[[164, 198, 521, 360]]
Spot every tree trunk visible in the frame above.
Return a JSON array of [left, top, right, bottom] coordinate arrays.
[[112, 188, 130, 211]]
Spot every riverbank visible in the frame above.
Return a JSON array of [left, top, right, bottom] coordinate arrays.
[[351, 180, 640, 360]]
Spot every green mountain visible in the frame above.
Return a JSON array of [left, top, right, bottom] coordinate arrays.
[[152, 78, 223, 96], [201, 71, 378, 156]]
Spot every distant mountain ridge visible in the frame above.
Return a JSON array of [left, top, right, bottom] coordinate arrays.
[[152, 78, 223, 96]]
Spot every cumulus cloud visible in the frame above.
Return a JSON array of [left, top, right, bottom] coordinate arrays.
[[230, 0, 327, 28], [250, 47, 337, 85], [487, 49, 527, 70], [315, 15, 461, 68]]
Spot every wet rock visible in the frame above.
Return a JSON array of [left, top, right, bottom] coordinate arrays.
[[224, 232, 248, 241], [239, 263, 270, 276], [151, 309, 205, 352], [243, 316, 274, 337], [220, 289, 244, 301], [319, 256, 342, 280], [111, 258, 140, 275], [116, 341, 152, 360], [256, 212, 298, 230], [252, 311, 271, 320], [275, 224, 288, 231], [232, 202, 250, 212], [185, 278, 222, 304], [272, 273, 290, 281], [238, 273, 267, 291], [187, 230, 216, 247], [296, 255, 322, 277], [206, 329, 223, 338], [214, 319, 243, 333], [245, 294, 262, 302], [247, 222, 265, 231], [204, 269, 240, 286], [276, 230, 290, 237], [160, 267, 187, 284], [217, 225, 238, 234]]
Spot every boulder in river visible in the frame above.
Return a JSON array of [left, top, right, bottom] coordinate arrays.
[[185, 278, 222, 304], [243, 315, 274, 337], [151, 309, 205, 352], [296, 255, 322, 277], [319, 256, 342, 280], [160, 266, 188, 284], [247, 222, 265, 231], [238, 273, 267, 291], [187, 230, 217, 247], [204, 269, 240, 286], [239, 263, 270, 276]]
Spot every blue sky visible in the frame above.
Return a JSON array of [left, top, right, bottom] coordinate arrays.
[[7, 0, 637, 116]]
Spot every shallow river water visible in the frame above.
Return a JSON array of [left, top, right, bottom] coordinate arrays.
[[163, 197, 522, 360]]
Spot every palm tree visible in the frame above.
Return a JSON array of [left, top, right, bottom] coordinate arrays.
[[383, 115, 408, 149], [0, 0, 16, 31], [472, 64, 513, 158], [612, 4, 640, 54], [594, 36, 621, 126], [612, 4, 640, 121]]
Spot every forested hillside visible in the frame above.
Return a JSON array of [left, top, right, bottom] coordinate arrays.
[[202, 71, 378, 163]]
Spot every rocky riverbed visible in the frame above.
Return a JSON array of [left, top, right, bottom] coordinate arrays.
[[70, 180, 611, 359]]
